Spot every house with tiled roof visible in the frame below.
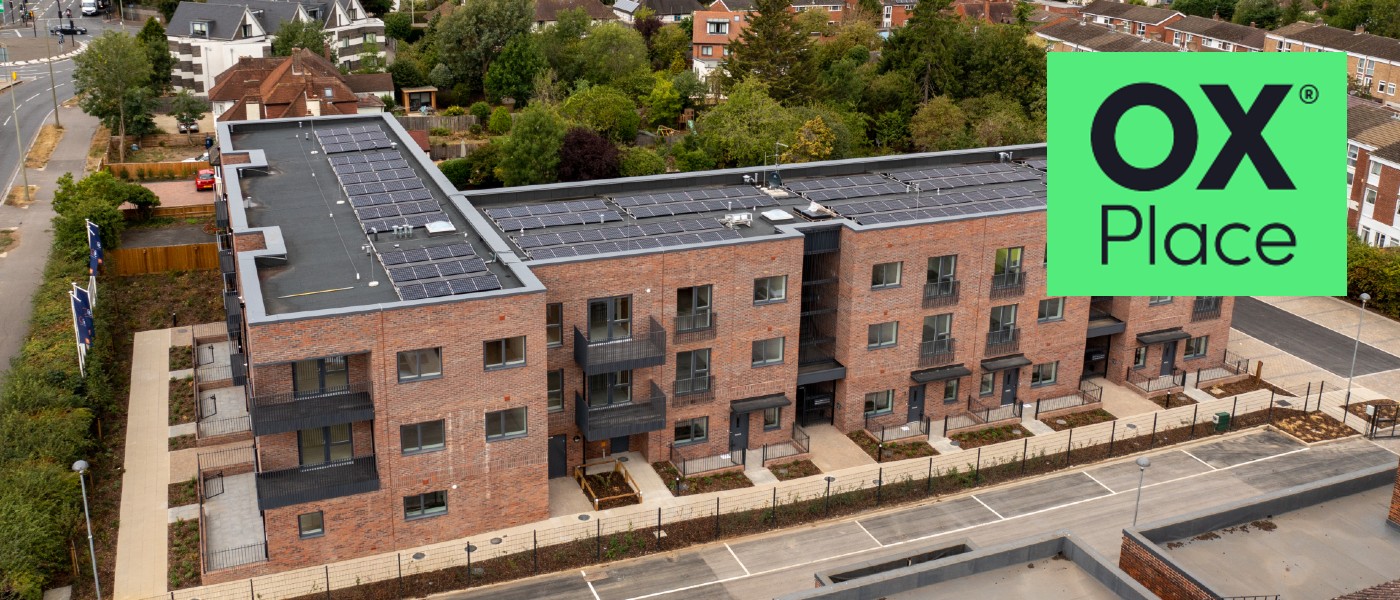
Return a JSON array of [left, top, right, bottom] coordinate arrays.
[[533, 0, 616, 28], [1079, 0, 1181, 42], [1164, 14, 1265, 51], [207, 48, 388, 121], [1035, 19, 1180, 52], [1346, 98, 1400, 246], [692, 8, 747, 82], [1267, 21, 1400, 109]]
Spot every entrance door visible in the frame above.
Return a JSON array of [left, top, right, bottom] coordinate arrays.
[[1000, 369, 1019, 406], [1160, 341, 1178, 376], [610, 435, 629, 453], [548, 435, 567, 478], [907, 385, 925, 422], [729, 412, 749, 453]]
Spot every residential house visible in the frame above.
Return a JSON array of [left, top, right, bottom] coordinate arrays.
[[206, 49, 390, 121], [1035, 20, 1180, 51], [1267, 21, 1400, 109], [1347, 99, 1400, 245], [1164, 15, 1265, 51], [611, 0, 641, 21], [692, 8, 747, 82], [1079, 0, 1181, 42], [953, 0, 1015, 24], [533, 0, 617, 29], [643, 0, 704, 22]]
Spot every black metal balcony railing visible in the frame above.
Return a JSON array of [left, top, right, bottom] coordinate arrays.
[[675, 310, 716, 334], [989, 269, 1026, 299], [919, 338, 956, 367], [923, 279, 960, 308], [574, 316, 667, 375], [574, 381, 668, 440], [673, 375, 715, 405], [1191, 298, 1223, 321], [985, 327, 1020, 355], [256, 454, 380, 511], [250, 382, 374, 436]]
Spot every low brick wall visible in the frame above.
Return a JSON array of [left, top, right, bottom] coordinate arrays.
[[1036, 401, 1105, 422], [1118, 532, 1215, 600], [1390, 468, 1400, 529], [946, 415, 1023, 437]]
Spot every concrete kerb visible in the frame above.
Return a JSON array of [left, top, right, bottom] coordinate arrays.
[[0, 41, 87, 66]]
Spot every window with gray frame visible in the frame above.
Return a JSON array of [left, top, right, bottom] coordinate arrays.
[[676, 349, 711, 395], [677, 285, 713, 331], [990, 304, 1017, 333], [1030, 362, 1058, 387], [1185, 336, 1208, 358], [752, 337, 785, 366], [588, 370, 632, 406], [547, 370, 563, 412], [980, 372, 994, 396], [864, 390, 894, 415], [485, 407, 527, 440], [868, 321, 899, 348], [1133, 347, 1147, 368], [296, 355, 349, 394], [763, 407, 780, 430], [400, 420, 445, 455], [674, 416, 708, 445], [1148, 296, 1173, 305], [754, 275, 787, 304], [928, 255, 956, 284], [545, 303, 563, 347], [298, 511, 324, 538], [397, 348, 441, 382], [299, 424, 352, 466], [588, 296, 632, 341], [993, 247, 1023, 281], [1037, 298, 1065, 322], [484, 336, 526, 369], [871, 262, 902, 289], [923, 313, 953, 354], [943, 379, 960, 404], [403, 491, 447, 520]]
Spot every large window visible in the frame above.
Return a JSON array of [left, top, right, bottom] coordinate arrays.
[[295, 356, 349, 394], [1037, 298, 1065, 323], [298, 512, 324, 538], [754, 275, 787, 304], [927, 254, 957, 297], [397, 348, 442, 382], [484, 336, 526, 369], [864, 390, 894, 416], [1348, 144, 1359, 169], [980, 372, 994, 396], [923, 314, 953, 353], [485, 407, 528, 441], [763, 407, 781, 430], [545, 303, 563, 347], [871, 262, 902, 289], [1030, 362, 1058, 387], [588, 370, 632, 406], [994, 247, 1023, 276], [403, 491, 447, 520], [299, 424, 352, 466], [1133, 347, 1147, 369], [1185, 336, 1209, 358], [547, 370, 563, 412], [677, 285, 713, 331], [676, 349, 711, 395], [752, 337, 785, 366], [1365, 188, 1378, 204], [400, 420, 445, 455], [674, 417, 708, 445], [707, 20, 728, 34], [943, 379, 960, 404], [989, 304, 1017, 332], [588, 296, 631, 341], [867, 321, 899, 348]]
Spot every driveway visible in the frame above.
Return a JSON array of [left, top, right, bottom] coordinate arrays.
[[1231, 297, 1400, 378], [138, 179, 214, 208]]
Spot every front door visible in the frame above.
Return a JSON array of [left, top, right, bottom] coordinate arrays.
[[1160, 341, 1178, 376], [548, 434, 567, 478], [729, 412, 749, 453], [907, 385, 925, 422], [1000, 369, 1019, 406], [610, 435, 629, 453]]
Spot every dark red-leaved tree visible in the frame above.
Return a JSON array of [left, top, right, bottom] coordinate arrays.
[[558, 128, 621, 182]]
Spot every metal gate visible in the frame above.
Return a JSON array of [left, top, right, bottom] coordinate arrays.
[[204, 471, 225, 498], [1367, 404, 1398, 439]]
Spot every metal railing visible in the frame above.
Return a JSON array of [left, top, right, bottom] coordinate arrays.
[[1191, 297, 1223, 321], [206, 542, 268, 572], [670, 443, 744, 477], [196, 444, 257, 475], [574, 316, 667, 375], [922, 279, 959, 308], [255, 454, 380, 511], [761, 423, 810, 465], [673, 376, 715, 406], [1033, 380, 1104, 419], [919, 338, 956, 367], [249, 382, 374, 436], [942, 400, 1024, 436], [1195, 350, 1250, 388], [203, 471, 225, 499], [989, 269, 1026, 299], [1126, 367, 1187, 394], [985, 327, 1020, 355], [675, 310, 716, 334], [197, 416, 251, 439], [575, 381, 668, 440], [868, 417, 930, 443]]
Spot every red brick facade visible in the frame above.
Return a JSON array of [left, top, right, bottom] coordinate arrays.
[[1389, 467, 1400, 529], [1119, 533, 1215, 600]]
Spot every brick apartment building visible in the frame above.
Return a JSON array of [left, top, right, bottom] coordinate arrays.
[[1036, 20, 1180, 52], [1267, 21, 1400, 110], [1079, 0, 1181, 42], [206, 113, 1233, 578], [1164, 15, 1265, 51], [1347, 99, 1400, 245]]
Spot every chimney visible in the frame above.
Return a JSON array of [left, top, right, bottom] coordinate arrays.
[[1250, 21, 1256, 27], [308, 97, 321, 116], [324, 42, 332, 61]]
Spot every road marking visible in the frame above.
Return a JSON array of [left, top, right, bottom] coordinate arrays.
[[1180, 449, 1217, 470], [1082, 471, 1114, 494], [583, 570, 601, 600], [24, 93, 38, 102], [724, 543, 750, 576], [969, 495, 1005, 520], [853, 520, 884, 548]]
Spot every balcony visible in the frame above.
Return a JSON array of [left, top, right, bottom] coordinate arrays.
[[250, 383, 374, 436], [1191, 297, 1223, 322], [985, 327, 1020, 356], [675, 310, 717, 337], [919, 338, 956, 367], [1087, 306, 1126, 337], [255, 455, 380, 511], [673, 375, 715, 406], [574, 316, 666, 375], [923, 279, 960, 308], [574, 381, 667, 440], [989, 269, 1026, 299]]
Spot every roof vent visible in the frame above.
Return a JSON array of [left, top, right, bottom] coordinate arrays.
[[720, 213, 753, 228]]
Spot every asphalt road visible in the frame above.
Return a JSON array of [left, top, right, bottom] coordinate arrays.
[[1232, 296, 1400, 377], [442, 431, 1399, 600]]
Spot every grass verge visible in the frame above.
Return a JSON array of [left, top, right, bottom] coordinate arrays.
[[25, 124, 64, 169], [168, 518, 201, 589]]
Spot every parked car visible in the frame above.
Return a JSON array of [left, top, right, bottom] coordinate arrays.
[[178, 120, 199, 133], [49, 24, 87, 35], [195, 169, 215, 191]]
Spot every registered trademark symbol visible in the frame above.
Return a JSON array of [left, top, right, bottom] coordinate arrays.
[[1299, 84, 1319, 104]]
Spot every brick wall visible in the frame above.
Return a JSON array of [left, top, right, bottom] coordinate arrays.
[[1118, 533, 1215, 600], [1389, 467, 1400, 529], [1103, 296, 1234, 395]]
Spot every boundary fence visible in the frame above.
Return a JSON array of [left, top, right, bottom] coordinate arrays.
[[1126, 367, 1186, 394], [1033, 380, 1104, 419], [1194, 350, 1252, 388]]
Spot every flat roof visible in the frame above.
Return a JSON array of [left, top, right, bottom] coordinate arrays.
[[886, 556, 1120, 599]]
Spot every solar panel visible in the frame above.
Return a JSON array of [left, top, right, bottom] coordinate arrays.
[[494, 211, 623, 231], [525, 228, 744, 259], [387, 258, 489, 283], [611, 186, 761, 207], [512, 217, 726, 249], [784, 174, 893, 192], [380, 243, 475, 265]]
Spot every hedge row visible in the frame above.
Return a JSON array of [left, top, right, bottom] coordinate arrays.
[[1347, 233, 1400, 319]]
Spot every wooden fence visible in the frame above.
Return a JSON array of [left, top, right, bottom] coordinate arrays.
[[110, 243, 220, 276], [396, 114, 478, 132], [122, 204, 215, 220], [108, 161, 210, 181], [428, 141, 491, 160]]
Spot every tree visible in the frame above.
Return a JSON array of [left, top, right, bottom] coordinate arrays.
[[642, 75, 682, 127], [560, 85, 641, 143], [0, 462, 83, 600], [670, 70, 707, 111], [271, 19, 332, 59], [360, 0, 394, 17], [781, 116, 835, 163], [385, 12, 414, 40], [1170, 0, 1235, 20], [872, 110, 910, 151], [52, 172, 154, 252], [694, 79, 801, 166], [578, 23, 651, 92], [795, 8, 833, 37], [389, 57, 429, 89], [1278, 0, 1306, 25], [74, 31, 153, 162], [497, 104, 567, 186], [354, 40, 386, 73], [960, 94, 1041, 147], [649, 24, 691, 72], [169, 90, 206, 139], [135, 17, 173, 95], [633, 8, 663, 46], [1231, 0, 1280, 27], [536, 8, 593, 85], [1014, 0, 1033, 26], [484, 35, 545, 104], [558, 128, 621, 181], [619, 146, 666, 176], [722, 0, 813, 103], [879, 0, 965, 103], [435, 0, 534, 94], [489, 106, 513, 134], [909, 95, 969, 151], [469, 101, 493, 122]]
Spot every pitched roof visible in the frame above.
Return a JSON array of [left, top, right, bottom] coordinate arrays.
[[215, 49, 364, 121], [641, 0, 701, 16], [345, 73, 394, 95], [1374, 141, 1400, 165], [1270, 21, 1400, 61], [712, 0, 754, 11], [1354, 118, 1400, 150], [955, 0, 1016, 23], [535, 0, 617, 22], [168, 2, 250, 40], [1036, 20, 1180, 51], [207, 56, 285, 101], [1348, 101, 1397, 139], [1165, 15, 1265, 48], [1080, 0, 1179, 25], [1028, 9, 1069, 24]]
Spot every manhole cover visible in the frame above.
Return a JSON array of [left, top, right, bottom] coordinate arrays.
[[1056, 419, 1068, 426], [491, 537, 502, 545], [578, 514, 590, 521]]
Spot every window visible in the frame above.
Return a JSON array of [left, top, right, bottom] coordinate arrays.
[[980, 372, 994, 396], [723, 46, 730, 56], [942, 379, 960, 404], [762, 407, 780, 430], [299, 424, 352, 466], [241, 23, 251, 37], [992, 247, 1023, 288], [294, 356, 348, 395], [1133, 347, 1147, 369], [1361, 226, 1372, 242], [298, 512, 324, 538], [1348, 144, 1359, 169], [871, 262, 902, 289], [1221, 42, 1231, 51], [927, 254, 956, 289], [676, 349, 711, 395], [1366, 188, 1378, 204], [922, 313, 953, 353], [1037, 298, 1065, 323], [752, 337, 784, 366], [400, 421, 445, 454], [484, 336, 526, 369], [701, 45, 714, 56], [1148, 296, 1173, 305], [1136, 23, 1145, 35], [1279, 41, 1292, 51], [677, 285, 713, 331], [588, 371, 631, 406], [545, 304, 563, 347], [191, 21, 208, 36], [754, 275, 787, 304], [674, 417, 708, 445], [863, 390, 894, 415], [366, 33, 376, 43], [1185, 336, 1209, 358], [588, 296, 631, 341], [707, 20, 728, 34], [397, 348, 442, 382], [989, 304, 1017, 332], [1172, 31, 1181, 46], [1371, 161, 1383, 176], [547, 370, 563, 412], [1390, 82, 1396, 95], [403, 491, 447, 520], [485, 407, 528, 440], [867, 322, 898, 349], [1030, 362, 1058, 387], [1380, 80, 1388, 94]]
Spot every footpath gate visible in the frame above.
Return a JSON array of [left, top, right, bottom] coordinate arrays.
[[1367, 404, 1397, 439]]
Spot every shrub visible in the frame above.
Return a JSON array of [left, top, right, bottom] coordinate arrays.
[[469, 101, 492, 121], [441, 105, 467, 116], [619, 146, 665, 177], [429, 126, 452, 137], [438, 157, 470, 189], [488, 107, 513, 135]]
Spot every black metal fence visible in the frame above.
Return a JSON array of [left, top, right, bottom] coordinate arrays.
[[670, 443, 744, 477], [942, 401, 1023, 436], [1194, 350, 1250, 388], [1033, 380, 1104, 419], [985, 327, 1020, 355], [206, 542, 268, 572], [761, 423, 811, 464], [922, 280, 959, 308], [868, 417, 930, 443], [989, 269, 1026, 298], [919, 338, 956, 367], [1126, 367, 1186, 394]]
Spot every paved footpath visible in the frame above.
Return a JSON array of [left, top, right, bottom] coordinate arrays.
[[1241, 296, 1400, 396], [113, 329, 173, 600]]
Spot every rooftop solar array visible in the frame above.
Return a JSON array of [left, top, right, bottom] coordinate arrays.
[[397, 274, 504, 301], [316, 125, 395, 154], [483, 200, 610, 219], [514, 217, 725, 250], [376, 241, 502, 300], [493, 211, 624, 232], [857, 196, 1047, 225], [1023, 159, 1047, 171], [784, 174, 892, 192], [886, 163, 1042, 190], [326, 149, 451, 233], [832, 182, 1047, 225], [609, 187, 780, 219], [528, 229, 745, 260], [379, 242, 479, 266], [611, 187, 761, 207]]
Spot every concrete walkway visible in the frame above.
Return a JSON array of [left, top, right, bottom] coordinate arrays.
[[1245, 296, 1400, 397], [804, 424, 876, 472], [114, 329, 173, 600], [1094, 376, 1162, 417]]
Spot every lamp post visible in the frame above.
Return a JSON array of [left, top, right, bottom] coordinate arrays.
[[6, 55, 31, 205], [1131, 456, 1151, 527], [41, 17, 60, 128], [72, 460, 101, 600], [1346, 292, 1371, 406]]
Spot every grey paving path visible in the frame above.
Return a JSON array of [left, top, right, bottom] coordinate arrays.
[[1233, 297, 1400, 377]]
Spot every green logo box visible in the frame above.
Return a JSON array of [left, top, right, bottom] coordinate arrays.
[[1047, 52, 1346, 296]]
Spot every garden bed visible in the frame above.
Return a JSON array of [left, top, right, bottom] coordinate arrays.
[[1151, 392, 1196, 409], [1345, 398, 1396, 420], [584, 471, 641, 510], [169, 377, 194, 425], [651, 461, 754, 496], [169, 345, 193, 371], [1203, 377, 1294, 398], [168, 518, 200, 589], [1042, 408, 1117, 432], [1271, 410, 1357, 443], [770, 459, 821, 481], [26, 124, 63, 168], [168, 434, 196, 451], [846, 430, 938, 461], [168, 477, 197, 507], [948, 424, 1033, 450]]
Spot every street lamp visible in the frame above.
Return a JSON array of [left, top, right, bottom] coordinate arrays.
[[41, 15, 60, 128], [72, 460, 101, 600], [5, 50, 31, 205], [1346, 292, 1371, 407], [1131, 456, 1151, 527]]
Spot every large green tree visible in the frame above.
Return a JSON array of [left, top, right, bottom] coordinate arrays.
[[880, 3, 1043, 113], [1169, 0, 1235, 19], [74, 31, 153, 162], [648, 23, 691, 72], [1325, 0, 1400, 37], [909, 95, 970, 151], [168, 90, 206, 143], [694, 79, 802, 166], [135, 17, 173, 94], [721, 0, 814, 103], [435, 0, 534, 94], [497, 104, 567, 186], [484, 35, 546, 103], [52, 171, 155, 251], [1231, 0, 1280, 28], [577, 22, 651, 92], [560, 84, 641, 142], [535, 8, 592, 85], [271, 19, 333, 59], [361, 0, 394, 17]]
